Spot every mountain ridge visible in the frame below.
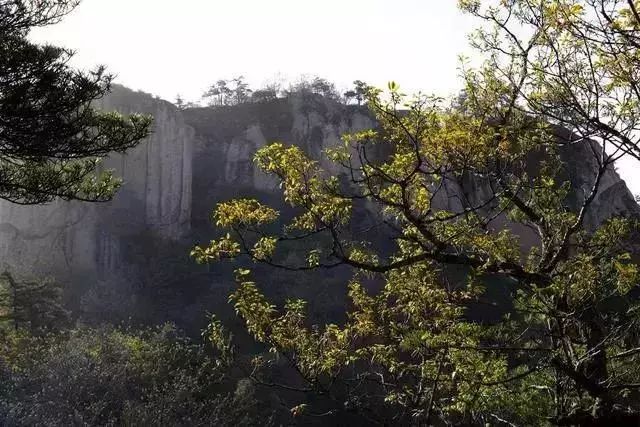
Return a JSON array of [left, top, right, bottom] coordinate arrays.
[[0, 85, 635, 330]]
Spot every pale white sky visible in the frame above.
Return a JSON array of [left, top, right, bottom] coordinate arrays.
[[30, 0, 476, 101], [30, 0, 639, 195]]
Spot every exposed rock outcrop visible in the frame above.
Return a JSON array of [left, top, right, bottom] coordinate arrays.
[[183, 94, 376, 229], [185, 96, 640, 252], [0, 86, 194, 314], [0, 87, 637, 330]]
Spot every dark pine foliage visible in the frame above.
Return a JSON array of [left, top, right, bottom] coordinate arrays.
[[0, 0, 151, 204]]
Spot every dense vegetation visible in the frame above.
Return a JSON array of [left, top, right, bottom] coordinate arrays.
[[0, 0, 151, 204], [192, 1, 640, 424], [4, 0, 640, 426], [0, 325, 269, 426], [192, 75, 366, 108]]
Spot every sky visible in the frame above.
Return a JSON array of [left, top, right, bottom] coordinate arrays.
[[30, 0, 639, 195], [30, 0, 477, 101]]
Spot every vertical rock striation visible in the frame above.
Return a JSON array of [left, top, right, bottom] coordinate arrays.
[[184, 93, 377, 229], [0, 86, 194, 298], [0, 88, 637, 329]]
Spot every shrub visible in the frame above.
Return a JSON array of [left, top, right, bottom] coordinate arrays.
[[0, 324, 271, 426]]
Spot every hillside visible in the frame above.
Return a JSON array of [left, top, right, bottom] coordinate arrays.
[[0, 85, 636, 332]]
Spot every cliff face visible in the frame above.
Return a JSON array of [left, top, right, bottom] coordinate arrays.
[[0, 86, 194, 315], [440, 134, 640, 250], [0, 88, 637, 330], [558, 137, 639, 230], [183, 94, 376, 230], [96, 85, 193, 239], [184, 98, 640, 250]]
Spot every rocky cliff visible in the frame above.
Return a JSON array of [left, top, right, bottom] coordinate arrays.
[[183, 93, 376, 230], [0, 87, 637, 330], [184, 96, 640, 256], [0, 86, 194, 319]]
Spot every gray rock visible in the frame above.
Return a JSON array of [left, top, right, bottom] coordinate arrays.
[[0, 87, 636, 328], [0, 85, 194, 300]]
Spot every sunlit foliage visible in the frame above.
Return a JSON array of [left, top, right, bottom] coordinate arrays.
[[194, 76, 640, 424]]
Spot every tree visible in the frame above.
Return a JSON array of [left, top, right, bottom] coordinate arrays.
[[250, 89, 278, 103], [0, 324, 272, 426], [174, 94, 199, 110], [352, 79, 368, 105], [310, 77, 340, 100], [0, 272, 69, 332], [0, 0, 152, 205], [231, 75, 252, 105], [203, 79, 232, 106], [193, 79, 640, 425], [343, 89, 357, 104], [344, 81, 368, 105], [203, 77, 254, 106], [285, 76, 341, 101], [263, 77, 284, 99], [459, 0, 640, 163], [175, 93, 185, 110]]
